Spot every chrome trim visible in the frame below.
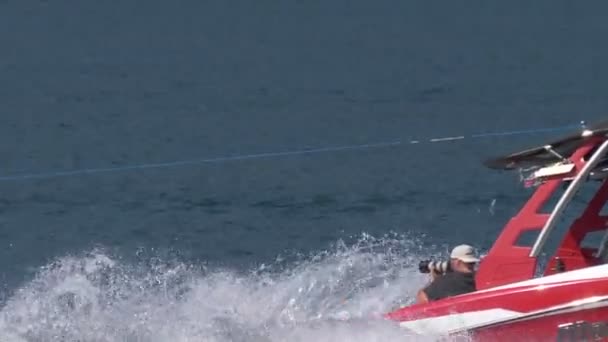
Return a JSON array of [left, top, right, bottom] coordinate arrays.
[[595, 229, 608, 260], [544, 145, 568, 161], [530, 139, 608, 257]]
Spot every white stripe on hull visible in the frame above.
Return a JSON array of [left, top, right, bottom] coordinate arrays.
[[399, 295, 608, 335], [399, 309, 520, 335]]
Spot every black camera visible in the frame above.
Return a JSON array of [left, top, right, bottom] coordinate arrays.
[[418, 259, 451, 274]]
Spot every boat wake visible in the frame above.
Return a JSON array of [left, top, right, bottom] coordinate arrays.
[[0, 234, 462, 341]]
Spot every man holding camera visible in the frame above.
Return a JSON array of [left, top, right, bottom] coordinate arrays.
[[416, 244, 479, 304]]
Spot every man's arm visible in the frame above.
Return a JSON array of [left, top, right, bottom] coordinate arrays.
[[416, 269, 441, 304], [416, 272, 445, 303], [416, 289, 429, 304]]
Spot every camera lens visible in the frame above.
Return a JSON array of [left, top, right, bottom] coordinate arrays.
[[418, 259, 451, 274], [418, 260, 431, 273]]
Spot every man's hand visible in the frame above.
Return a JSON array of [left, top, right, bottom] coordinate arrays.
[[431, 268, 441, 281]]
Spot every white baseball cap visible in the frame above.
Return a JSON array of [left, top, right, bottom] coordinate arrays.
[[450, 244, 479, 263]]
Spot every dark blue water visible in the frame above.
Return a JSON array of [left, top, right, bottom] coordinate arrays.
[[1, 1, 607, 340]]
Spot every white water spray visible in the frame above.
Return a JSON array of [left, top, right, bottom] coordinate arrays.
[[0, 234, 456, 341]]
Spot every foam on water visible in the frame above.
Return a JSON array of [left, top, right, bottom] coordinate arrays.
[[0, 234, 456, 342]]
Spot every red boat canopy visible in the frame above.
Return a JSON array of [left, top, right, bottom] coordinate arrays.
[[476, 119, 608, 290]]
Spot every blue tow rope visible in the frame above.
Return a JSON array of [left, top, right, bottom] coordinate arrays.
[[0, 122, 585, 182]]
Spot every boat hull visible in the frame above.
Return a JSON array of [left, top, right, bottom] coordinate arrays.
[[473, 305, 608, 341], [386, 264, 608, 341]]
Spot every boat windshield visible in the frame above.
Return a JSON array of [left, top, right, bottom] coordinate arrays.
[[533, 181, 604, 275]]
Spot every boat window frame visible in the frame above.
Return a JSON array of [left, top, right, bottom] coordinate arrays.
[[530, 138, 608, 257]]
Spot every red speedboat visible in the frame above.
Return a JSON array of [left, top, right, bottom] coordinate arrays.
[[386, 120, 608, 341]]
